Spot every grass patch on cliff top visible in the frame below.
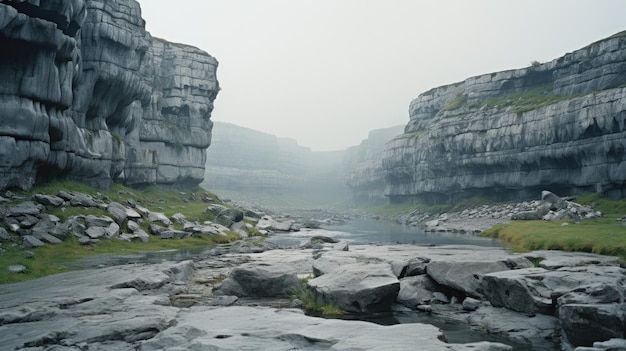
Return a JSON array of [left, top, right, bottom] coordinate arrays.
[[480, 84, 573, 113], [483, 193, 626, 260]]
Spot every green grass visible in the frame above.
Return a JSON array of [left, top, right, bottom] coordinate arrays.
[[290, 275, 345, 316], [0, 233, 239, 284], [482, 193, 626, 260], [1, 181, 243, 284], [442, 95, 466, 111], [480, 84, 574, 113]]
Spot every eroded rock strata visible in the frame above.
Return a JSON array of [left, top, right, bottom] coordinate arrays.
[[0, 0, 219, 190], [384, 32, 626, 204]]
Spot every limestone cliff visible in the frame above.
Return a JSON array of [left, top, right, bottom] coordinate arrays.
[[0, 0, 219, 190], [383, 32, 626, 203], [344, 126, 404, 204]]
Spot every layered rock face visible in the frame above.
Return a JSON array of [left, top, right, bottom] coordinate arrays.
[[0, 0, 219, 190], [384, 32, 626, 203], [344, 125, 403, 204], [130, 39, 218, 188]]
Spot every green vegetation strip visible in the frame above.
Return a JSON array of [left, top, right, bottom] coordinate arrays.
[[0, 181, 244, 284], [483, 193, 626, 260]]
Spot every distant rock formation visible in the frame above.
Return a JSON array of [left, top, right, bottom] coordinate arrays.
[[383, 32, 626, 204], [203, 122, 349, 207], [0, 0, 219, 191], [344, 126, 404, 204]]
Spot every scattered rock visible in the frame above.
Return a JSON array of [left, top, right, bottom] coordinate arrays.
[[7, 265, 26, 273], [216, 208, 244, 227], [32, 194, 64, 207], [397, 275, 440, 309], [148, 211, 172, 226], [213, 263, 298, 298], [0, 227, 10, 241], [22, 235, 45, 248], [7, 201, 41, 217], [462, 297, 481, 311], [69, 193, 99, 207]]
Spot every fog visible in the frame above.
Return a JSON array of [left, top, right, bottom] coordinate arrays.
[[139, 0, 625, 151]]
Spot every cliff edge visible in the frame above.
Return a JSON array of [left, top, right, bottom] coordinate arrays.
[[383, 31, 626, 204], [0, 0, 219, 190]]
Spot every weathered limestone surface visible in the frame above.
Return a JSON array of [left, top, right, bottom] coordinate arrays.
[[383, 32, 626, 203], [0, 0, 219, 191]]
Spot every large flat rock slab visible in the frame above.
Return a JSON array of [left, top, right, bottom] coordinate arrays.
[[0, 261, 193, 350], [140, 306, 512, 351]]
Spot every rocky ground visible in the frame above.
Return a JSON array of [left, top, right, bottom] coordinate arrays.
[[1, 235, 624, 350], [0, 189, 623, 350], [396, 190, 602, 234]]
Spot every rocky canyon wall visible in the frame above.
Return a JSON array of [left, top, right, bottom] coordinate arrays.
[[383, 32, 626, 204], [202, 122, 350, 208], [344, 125, 404, 204], [0, 0, 219, 191]]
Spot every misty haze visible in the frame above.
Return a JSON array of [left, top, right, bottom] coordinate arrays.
[[0, 1, 625, 351]]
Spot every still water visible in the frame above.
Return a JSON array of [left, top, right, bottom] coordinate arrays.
[[265, 217, 501, 248]]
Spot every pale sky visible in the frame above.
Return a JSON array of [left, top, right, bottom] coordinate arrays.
[[139, 0, 625, 151]]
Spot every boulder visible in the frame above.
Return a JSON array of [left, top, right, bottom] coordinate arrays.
[[160, 230, 190, 240], [462, 297, 481, 311], [85, 215, 115, 228], [7, 201, 41, 217], [148, 211, 172, 226], [213, 263, 298, 298], [107, 202, 141, 224], [255, 216, 295, 231], [69, 193, 99, 207], [7, 265, 26, 273], [171, 213, 187, 224], [559, 303, 626, 348], [400, 256, 431, 277], [22, 235, 45, 248], [216, 208, 244, 227], [307, 263, 400, 313], [426, 258, 533, 298], [204, 204, 229, 216], [397, 275, 441, 309], [312, 255, 358, 277], [511, 211, 540, 220], [31, 194, 64, 207], [482, 265, 626, 315], [184, 223, 229, 236], [0, 227, 10, 241]]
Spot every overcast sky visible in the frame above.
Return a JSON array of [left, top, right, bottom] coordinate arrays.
[[139, 0, 625, 151]]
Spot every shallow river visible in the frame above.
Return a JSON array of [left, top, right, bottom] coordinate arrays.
[[265, 217, 501, 248]]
